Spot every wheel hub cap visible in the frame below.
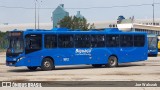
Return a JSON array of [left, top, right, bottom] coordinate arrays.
[[44, 61, 50, 68]]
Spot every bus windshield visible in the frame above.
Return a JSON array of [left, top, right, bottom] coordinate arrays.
[[8, 37, 24, 53], [148, 37, 157, 50]]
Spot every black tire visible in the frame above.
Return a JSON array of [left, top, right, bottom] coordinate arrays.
[[41, 58, 54, 71], [27, 66, 37, 71], [106, 56, 118, 67], [92, 64, 102, 68], [148, 54, 157, 57]]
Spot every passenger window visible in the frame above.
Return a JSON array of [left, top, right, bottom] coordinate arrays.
[[120, 35, 133, 47], [75, 35, 91, 48], [91, 34, 105, 47], [25, 34, 42, 54], [25, 34, 42, 49], [45, 35, 57, 48], [106, 35, 119, 47], [58, 35, 74, 48], [134, 35, 145, 47]]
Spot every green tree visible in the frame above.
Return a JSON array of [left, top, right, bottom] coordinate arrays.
[[0, 31, 8, 50], [89, 23, 95, 29], [58, 16, 92, 31]]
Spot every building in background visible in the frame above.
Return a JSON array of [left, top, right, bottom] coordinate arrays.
[[75, 11, 84, 19], [1, 18, 160, 33], [52, 4, 86, 28], [91, 15, 160, 35], [52, 4, 69, 28]]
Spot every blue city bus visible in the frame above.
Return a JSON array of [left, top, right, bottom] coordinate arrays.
[[6, 28, 148, 71], [147, 34, 158, 56]]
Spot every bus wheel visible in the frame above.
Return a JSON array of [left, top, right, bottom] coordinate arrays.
[[41, 58, 54, 71], [27, 66, 37, 71], [107, 56, 118, 68], [92, 64, 102, 68]]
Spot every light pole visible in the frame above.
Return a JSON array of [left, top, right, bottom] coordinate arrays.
[[152, 0, 155, 25], [37, 1, 39, 29], [35, 0, 42, 29], [37, 0, 42, 29], [35, 0, 37, 30]]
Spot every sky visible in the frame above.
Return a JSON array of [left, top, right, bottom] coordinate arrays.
[[0, 0, 160, 24]]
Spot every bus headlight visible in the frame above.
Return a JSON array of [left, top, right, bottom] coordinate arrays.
[[17, 57, 25, 62]]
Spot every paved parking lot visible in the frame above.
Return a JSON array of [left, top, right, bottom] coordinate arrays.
[[1, 52, 160, 90], [0, 54, 160, 81]]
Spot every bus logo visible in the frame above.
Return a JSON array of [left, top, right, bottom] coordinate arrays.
[[75, 49, 92, 55]]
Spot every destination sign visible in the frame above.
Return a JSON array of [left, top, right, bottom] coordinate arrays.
[[8, 32, 22, 37]]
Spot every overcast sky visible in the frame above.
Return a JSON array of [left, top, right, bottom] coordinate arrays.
[[0, 0, 160, 24]]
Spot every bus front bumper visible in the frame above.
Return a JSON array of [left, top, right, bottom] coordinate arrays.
[[148, 50, 158, 56], [6, 56, 25, 66]]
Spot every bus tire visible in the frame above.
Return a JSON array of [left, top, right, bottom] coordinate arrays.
[[92, 64, 102, 68], [41, 58, 54, 71], [27, 66, 37, 71], [107, 56, 118, 68]]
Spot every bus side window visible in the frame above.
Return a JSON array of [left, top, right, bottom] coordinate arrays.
[[120, 35, 133, 47], [25, 34, 42, 54], [106, 35, 119, 47], [75, 35, 91, 48], [91, 34, 105, 47], [58, 34, 74, 48], [134, 35, 145, 47], [25, 34, 42, 49], [45, 35, 57, 48]]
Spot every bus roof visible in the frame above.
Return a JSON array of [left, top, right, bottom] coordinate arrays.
[[10, 28, 147, 35]]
